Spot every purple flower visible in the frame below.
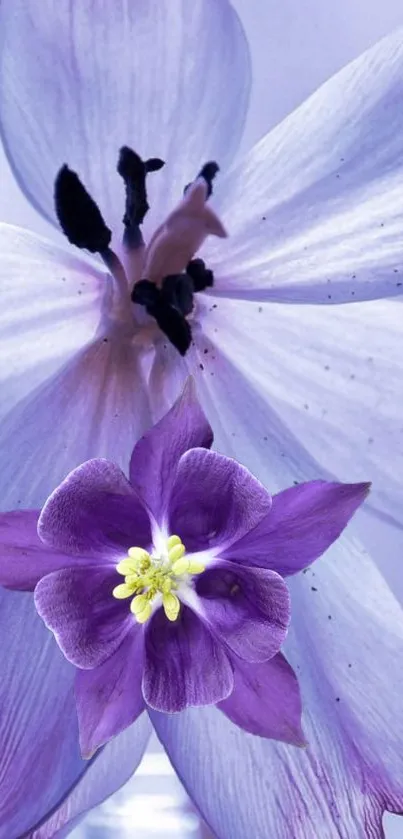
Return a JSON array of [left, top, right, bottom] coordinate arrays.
[[0, 382, 368, 764], [0, 2, 402, 838]]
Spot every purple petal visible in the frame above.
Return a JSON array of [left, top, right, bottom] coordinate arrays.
[[0, 0, 250, 232], [75, 629, 145, 758], [130, 379, 213, 525], [0, 590, 86, 837], [195, 560, 290, 662], [218, 653, 304, 745], [0, 509, 76, 591], [34, 565, 131, 668], [168, 447, 271, 552], [38, 459, 151, 557], [224, 480, 370, 575], [25, 715, 151, 837], [210, 31, 403, 305], [143, 605, 233, 712]]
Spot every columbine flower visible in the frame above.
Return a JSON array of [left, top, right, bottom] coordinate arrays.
[[0, 1, 403, 838], [0, 383, 368, 760]]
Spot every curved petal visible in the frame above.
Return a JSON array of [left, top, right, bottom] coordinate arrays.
[[218, 652, 304, 746], [143, 605, 233, 712], [75, 629, 145, 757], [224, 480, 370, 575], [0, 591, 87, 838], [0, 224, 104, 427], [130, 378, 212, 525], [34, 565, 131, 669], [207, 29, 403, 305], [168, 447, 271, 552], [193, 296, 403, 531], [0, 0, 250, 235], [195, 561, 290, 663], [236, 0, 403, 144], [39, 459, 151, 557], [151, 540, 403, 838], [27, 714, 151, 838], [0, 510, 76, 591]]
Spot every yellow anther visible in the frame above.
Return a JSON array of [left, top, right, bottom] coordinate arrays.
[[128, 547, 151, 563], [188, 559, 206, 575], [124, 573, 139, 585], [163, 592, 180, 622], [161, 578, 173, 594], [134, 603, 153, 624], [172, 556, 190, 576], [116, 557, 137, 576], [131, 594, 149, 614], [167, 534, 182, 550], [112, 583, 135, 600], [168, 542, 186, 563]]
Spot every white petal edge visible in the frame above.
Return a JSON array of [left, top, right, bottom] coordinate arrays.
[[205, 28, 403, 304], [0, 0, 251, 237]]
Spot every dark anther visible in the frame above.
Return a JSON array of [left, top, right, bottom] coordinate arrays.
[[117, 146, 165, 231], [54, 165, 111, 253], [151, 301, 192, 356], [184, 161, 219, 198], [198, 161, 219, 198], [186, 258, 214, 292], [161, 274, 194, 317], [131, 279, 160, 309], [131, 279, 192, 356]]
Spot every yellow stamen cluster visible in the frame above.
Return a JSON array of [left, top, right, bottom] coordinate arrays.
[[112, 535, 205, 624]]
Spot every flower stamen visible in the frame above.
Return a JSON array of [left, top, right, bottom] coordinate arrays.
[[112, 535, 205, 623]]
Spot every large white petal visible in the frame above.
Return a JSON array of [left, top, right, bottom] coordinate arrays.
[[0, 0, 250, 237], [206, 29, 403, 304], [0, 223, 104, 421], [189, 295, 403, 534]]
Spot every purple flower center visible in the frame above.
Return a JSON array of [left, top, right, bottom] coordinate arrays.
[[112, 534, 205, 624]]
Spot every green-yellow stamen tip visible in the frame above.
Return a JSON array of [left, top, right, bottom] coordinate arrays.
[[163, 592, 180, 622], [112, 535, 204, 624]]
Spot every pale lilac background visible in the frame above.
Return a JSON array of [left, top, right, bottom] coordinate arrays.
[[0, 0, 402, 836]]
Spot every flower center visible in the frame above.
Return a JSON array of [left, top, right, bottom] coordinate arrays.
[[54, 149, 226, 356], [112, 535, 205, 624]]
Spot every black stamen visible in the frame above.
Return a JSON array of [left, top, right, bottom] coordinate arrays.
[[54, 165, 111, 253], [198, 161, 219, 198], [184, 161, 219, 198], [151, 301, 192, 356], [131, 279, 192, 356], [161, 274, 194, 317], [117, 146, 164, 233], [186, 258, 214, 292], [131, 279, 160, 309]]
